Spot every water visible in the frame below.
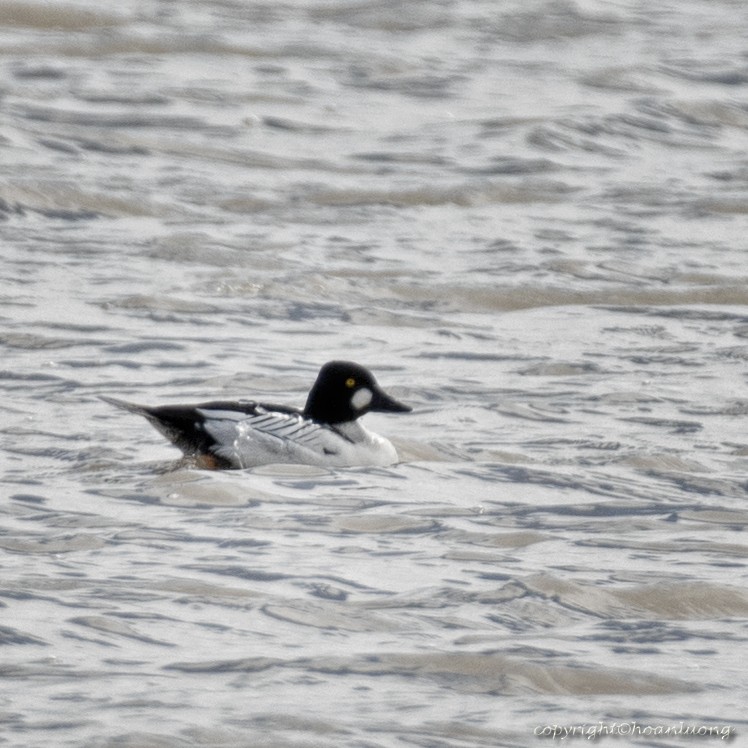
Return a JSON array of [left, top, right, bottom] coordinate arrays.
[[2, 0, 748, 745]]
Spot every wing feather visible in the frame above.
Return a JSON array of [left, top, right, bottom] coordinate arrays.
[[197, 405, 340, 467]]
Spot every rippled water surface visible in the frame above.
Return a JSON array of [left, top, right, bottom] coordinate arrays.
[[2, 0, 748, 746]]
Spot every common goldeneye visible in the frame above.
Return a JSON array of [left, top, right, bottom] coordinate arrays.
[[101, 360, 411, 469]]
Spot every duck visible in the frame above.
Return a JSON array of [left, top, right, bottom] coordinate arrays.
[[101, 360, 411, 469]]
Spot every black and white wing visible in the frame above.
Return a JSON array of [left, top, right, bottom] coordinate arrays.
[[199, 404, 346, 468]]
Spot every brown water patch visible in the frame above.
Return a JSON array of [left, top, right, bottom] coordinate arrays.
[[0, 2, 121, 30]]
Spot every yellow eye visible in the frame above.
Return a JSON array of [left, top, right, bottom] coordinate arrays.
[[345, 377, 356, 388]]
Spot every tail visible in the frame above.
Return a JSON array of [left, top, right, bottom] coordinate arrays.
[[100, 394, 185, 452], [99, 395, 224, 464], [99, 395, 153, 417]]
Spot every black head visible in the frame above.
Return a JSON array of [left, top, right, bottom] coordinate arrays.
[[303, 360, 411, 425]]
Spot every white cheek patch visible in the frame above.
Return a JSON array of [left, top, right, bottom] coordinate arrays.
[[351, 387, 373, 411]]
